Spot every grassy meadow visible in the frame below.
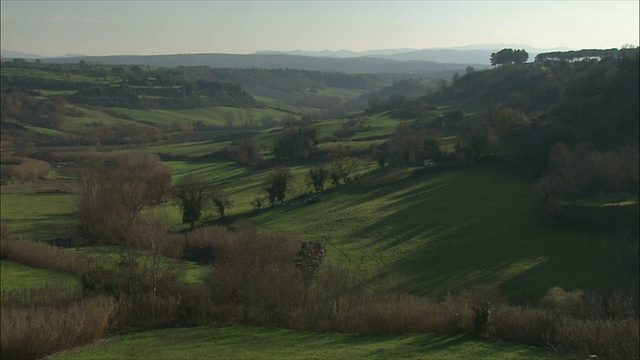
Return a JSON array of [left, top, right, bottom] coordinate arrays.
[[48, 326, 559, 360], [251, 168, 635, 303], [0, 181, 77, 239], [0, 260, 80, 292]]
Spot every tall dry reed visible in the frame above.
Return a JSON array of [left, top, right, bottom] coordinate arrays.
[[1, 296, 115, 360], [1, 238, 94, 275]]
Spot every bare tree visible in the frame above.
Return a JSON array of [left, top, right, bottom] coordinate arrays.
[[109, 152, 172, 223], [127, 214, 179, 323], [76, 152, 172, 242]]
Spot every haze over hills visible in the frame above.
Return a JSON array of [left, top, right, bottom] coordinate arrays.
[[2, 44, 570, 71], [255, 44, 572, 64], [34, 53, 489, 76], [0, 49, 48, 59], [1, 49, 88, 59]]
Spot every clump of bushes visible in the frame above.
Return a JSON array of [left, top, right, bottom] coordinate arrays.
[[0, 156, 51, 183]]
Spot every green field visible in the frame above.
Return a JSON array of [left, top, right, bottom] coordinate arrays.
[[0, 181, 78, 239], [0, 260, 80, 292], [48, 325, 558, 360]]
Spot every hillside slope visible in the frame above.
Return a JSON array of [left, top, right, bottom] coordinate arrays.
[[251, 168, 637, 304]]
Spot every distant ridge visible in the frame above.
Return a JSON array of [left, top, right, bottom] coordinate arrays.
[[4, 44, 575, 65], [1, 49, 47, 59], [255, 48, 418, 58], [1, 49, 87, 59], [256, 44, 574, 64], [39, 53, 490, 75]]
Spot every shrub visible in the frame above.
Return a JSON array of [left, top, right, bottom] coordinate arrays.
[[541, 286, 585, 314]]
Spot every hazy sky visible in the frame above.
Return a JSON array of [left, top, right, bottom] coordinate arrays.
[[1, 1, 638, 57]]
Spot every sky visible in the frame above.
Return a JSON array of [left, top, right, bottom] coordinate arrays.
[[1, 1, 638, 57]]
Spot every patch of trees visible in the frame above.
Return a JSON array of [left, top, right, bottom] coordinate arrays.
[[173, 174, 232, 230], [534, 143, 639, 221], [223, 137, 266, 167], [490, 48, 529, 66], [386, 121, 444, 166], [77, 152, 172, 241], [273, 126, 318, 162], [308, 166, 330, 192], [367, 78, 436, 101], [333, 119, 371, 140], [366, 94, 437, 119], [1, 90, 82, 130], [265, 166, 294, 206], [328, 145, 360, 185]]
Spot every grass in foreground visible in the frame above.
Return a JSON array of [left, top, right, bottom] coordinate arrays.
[[48, 325, 559, 360]]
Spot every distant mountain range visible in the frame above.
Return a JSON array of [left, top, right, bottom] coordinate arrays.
[[1, 49, 88, 59], [256, 44, 570, 64], [2, 44, 573, 74], [32, 53, 487, 76]]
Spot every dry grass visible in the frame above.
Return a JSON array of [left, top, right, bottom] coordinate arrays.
[[0, 296, 115, 360], [0, 156, 51, 183], [1, 237, 94, 275]]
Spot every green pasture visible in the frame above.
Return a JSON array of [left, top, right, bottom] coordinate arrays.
[[311, 113, 404, 143], [316, 86, 369, 100], [61, 106, 151, 133], [99, 106, 291, 128], [24, 124, 66, 137], [144, 140, 232, 157], [0, 260, 80, 292], [251, 168, 636, 304], [0, 181, 77, 239], [59, 105, 293, 138], [48, 325, 558, 360]]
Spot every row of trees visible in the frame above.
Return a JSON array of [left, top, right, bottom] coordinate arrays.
[[535, 47, 639, 63]]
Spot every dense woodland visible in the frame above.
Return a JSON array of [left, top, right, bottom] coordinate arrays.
[[1, 48, 639, 360]]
